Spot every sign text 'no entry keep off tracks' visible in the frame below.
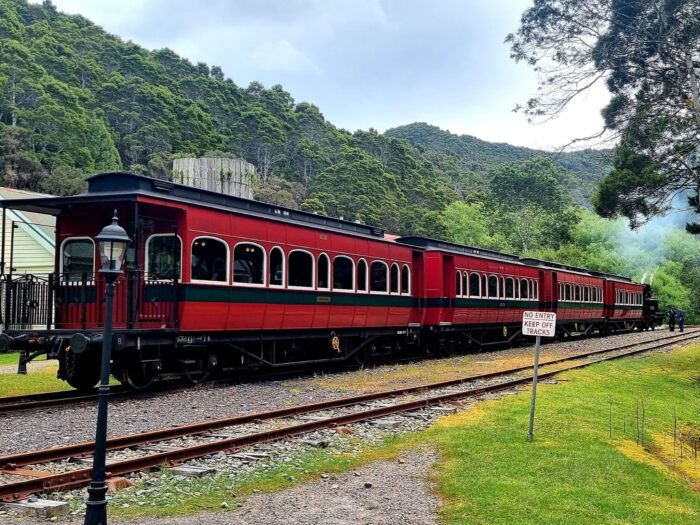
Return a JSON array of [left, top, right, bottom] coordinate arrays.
[[522, 310, 556, 338], [523, 310, 556, 442]]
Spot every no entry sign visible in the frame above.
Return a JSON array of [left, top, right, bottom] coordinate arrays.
[[522, 311, 556, 337]]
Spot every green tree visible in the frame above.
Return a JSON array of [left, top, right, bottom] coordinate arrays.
[[508, 0, 700, 229]]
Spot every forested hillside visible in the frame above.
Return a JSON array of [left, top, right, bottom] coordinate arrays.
[[386, 123, 612, 206], [0, 0, 610, 236]]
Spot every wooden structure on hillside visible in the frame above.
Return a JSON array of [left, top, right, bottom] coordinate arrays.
[[172, 157, 254, 199]]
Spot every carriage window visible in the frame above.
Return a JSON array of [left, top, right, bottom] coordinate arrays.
[[500, 277, 505, 299], [402, 265, 410, 294], [456, 271, 462, 297], [269, 247, 284, 286], [462, 272, 468, 297], [390, 264, 400, 294], [233, 243, 264, 285], [584, 287, 589, 302], [470, 273, 480, 297], [505, 277, 514, 299], [318, 254, 330, 289], [357, 259, 368, 292], [574, 285, 581, 302], [62, 238, 95, 280], [146, 235, 181, 280], [333, 256, 354, 290], [521, 279, 529, 299], [482, 275, 488, 298], [488, 275, 498, 298], [192, 237, 228, 282], [534, 281, 539, 300], [370, 261, 388, 292], [288, 250, 314, 288]]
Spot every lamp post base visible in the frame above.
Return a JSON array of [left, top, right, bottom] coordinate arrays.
[[83, 481, 108, 525]]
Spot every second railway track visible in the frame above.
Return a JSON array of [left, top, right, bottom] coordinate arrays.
[[1, 329, 699, 502]]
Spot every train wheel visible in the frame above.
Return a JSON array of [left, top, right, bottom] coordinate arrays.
[[123, 359, 156, 390], [60, 349, 100, 392]]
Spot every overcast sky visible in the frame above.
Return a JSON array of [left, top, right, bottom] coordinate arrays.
[[37, 0, 610, 150]]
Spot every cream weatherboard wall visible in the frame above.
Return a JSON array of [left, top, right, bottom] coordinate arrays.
[[0, 187, 56, 276]]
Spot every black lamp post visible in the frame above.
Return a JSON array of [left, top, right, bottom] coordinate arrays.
[[84, 210, 130, 525]]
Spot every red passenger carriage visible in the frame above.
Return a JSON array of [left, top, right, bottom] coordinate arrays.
[[0, 172, 658, 390]]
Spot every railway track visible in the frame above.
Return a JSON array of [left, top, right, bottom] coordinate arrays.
[[1, 329, 696, 415], [1, 329, 699, 503]]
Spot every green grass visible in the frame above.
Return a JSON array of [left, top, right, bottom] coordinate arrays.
[[105, 345, 700, 522], [423, 345, 700, 525], [0, 358, 73, 397], [0, 351, 24, 367]]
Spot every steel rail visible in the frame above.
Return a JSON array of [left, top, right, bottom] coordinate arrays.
[[2, 330, 698, 469], [1, 329, 696, 414], [1, 331, 699, 502]]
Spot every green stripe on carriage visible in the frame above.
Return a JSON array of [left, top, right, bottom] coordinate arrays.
[[179, 285, 415, 307], [558, 302, 605, 310]]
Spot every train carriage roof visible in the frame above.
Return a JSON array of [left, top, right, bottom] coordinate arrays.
[[0, 172, 388, 241]]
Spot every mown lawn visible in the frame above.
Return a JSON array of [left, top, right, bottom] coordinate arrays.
[[108, 344, 700, 522], [425, 344, 700, 525], [0, 352, 72, 397]]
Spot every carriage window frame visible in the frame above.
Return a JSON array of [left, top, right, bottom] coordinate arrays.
[[317, 253, 330, 291], [145, 234, 182, 281], [332, 255, 355, 292], [370, 260, 389, 294], [357, 258, 368, 292], [60, 237, 96, 281], [402, 265, 411, 295], [500, 276, 506, 299], [488, 274, 498, 298], [505, 277, 515, 299], [269, 246, 285, 287], [390, 263, 400, 294], [287, 249, 315, 289], [533, 280, 539, 300], [574, 285, 581, 302], [481, 274, 488, 298], [190, 236, 230, 285], [232, 241, 266, 287], [470, 272, 481, 297], [456, 270, 462, 297], [462, 272, 468, 298], [522, 278, 530, 300]]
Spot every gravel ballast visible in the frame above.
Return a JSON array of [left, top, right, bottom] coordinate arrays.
[[0, 328, 694, 457]]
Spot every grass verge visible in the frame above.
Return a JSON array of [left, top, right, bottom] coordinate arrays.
[[0, 355, 73, 397]]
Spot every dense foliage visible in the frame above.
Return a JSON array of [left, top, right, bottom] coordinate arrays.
[[1, 0, 698, 318]]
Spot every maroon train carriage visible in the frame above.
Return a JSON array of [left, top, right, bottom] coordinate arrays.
[[0, 172, 420, 390], [0, 172, 661, 391]]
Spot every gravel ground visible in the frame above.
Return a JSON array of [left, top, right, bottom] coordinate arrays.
[[0, 328, 695, 456], [6, 451, 440, 525]]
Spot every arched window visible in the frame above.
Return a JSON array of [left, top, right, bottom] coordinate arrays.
[[470, 273, 480, 297], [370, 261, 388, 293], [456, 271, 462, 297], [500, 276, 506, 299], [574, 285, 581, 301], [357, 259, 368, 292], [61, 237, 95, 281], [488, 275, 498, 298], [462, 272, 468, 297], [533, 280, 539, 300], [481, 275, 487, 298], [333, 256, 354, 291], [269, 247, 284, 286], [390, 264, 400, 294], [521, 279, 529, 299], [401, 265, 410, 294], [192, 237, 228, 283], [565, 284, 571, 301], [318, 253, 330, 290], [233, 242, 265, 285], [505, 277, 514, 299], [288, 250, 314, 288], [584, 287, 589, 302], [146, 234, 181, 280]]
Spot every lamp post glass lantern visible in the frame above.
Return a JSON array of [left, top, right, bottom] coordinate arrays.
[[84, 210, 130, 525]]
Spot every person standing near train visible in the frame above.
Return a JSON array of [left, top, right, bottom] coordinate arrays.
[[668, 308, 677, 331], [678, 308, 685, 332]]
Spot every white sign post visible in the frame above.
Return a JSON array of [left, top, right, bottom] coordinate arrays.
[[522, 311, 557, 442]]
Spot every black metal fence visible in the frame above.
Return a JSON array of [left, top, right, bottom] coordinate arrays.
[[0, 271, 178, 331]]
